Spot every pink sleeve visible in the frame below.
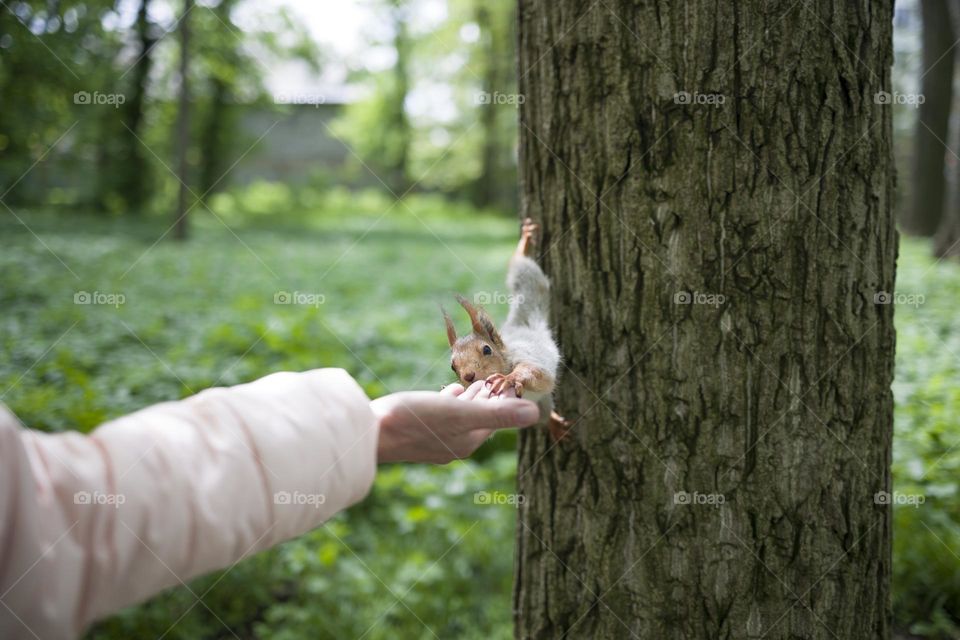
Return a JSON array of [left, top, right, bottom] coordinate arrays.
[[0, 368, 378, 640]]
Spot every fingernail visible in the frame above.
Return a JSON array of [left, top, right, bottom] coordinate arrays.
[[513, 403, 540, 424]]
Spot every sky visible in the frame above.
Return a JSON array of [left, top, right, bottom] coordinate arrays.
[[98, 0, 470, 112], [234, 0, 449, 103]]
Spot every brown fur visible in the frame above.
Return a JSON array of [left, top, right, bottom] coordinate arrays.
[[485, 362, 553, 398], [442, 218, 573, 439], [446, 297, 511, 385]]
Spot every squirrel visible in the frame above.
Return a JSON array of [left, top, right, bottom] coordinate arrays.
[[442, 218, 573, 440]]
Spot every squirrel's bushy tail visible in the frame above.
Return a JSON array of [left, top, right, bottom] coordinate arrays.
[[505, 255, 550, 329]]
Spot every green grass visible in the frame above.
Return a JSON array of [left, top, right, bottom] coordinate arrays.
[[892, 239, 960, 638], [2, 200, 960, 638], [1, 201, 523, 640]]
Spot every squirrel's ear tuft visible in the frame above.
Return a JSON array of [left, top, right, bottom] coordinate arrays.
[[456, 294, 503, 349], [441, 306, 457, 347], [478, 314, 504, 350], [455, 294, 484, 335]]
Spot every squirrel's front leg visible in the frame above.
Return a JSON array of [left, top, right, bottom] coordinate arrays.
[[485, 363, 553, 399]]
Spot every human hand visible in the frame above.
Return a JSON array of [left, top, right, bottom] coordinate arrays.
[[371, 381, 540, 464]]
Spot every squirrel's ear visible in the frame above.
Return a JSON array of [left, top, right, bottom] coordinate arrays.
[[441, 306, 457, 347], [478, 314, 504, 349], [456, 295, 503, 349], [455, 294, 484, 334]]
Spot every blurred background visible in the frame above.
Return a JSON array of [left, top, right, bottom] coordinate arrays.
[[1, 0, 959, 638]]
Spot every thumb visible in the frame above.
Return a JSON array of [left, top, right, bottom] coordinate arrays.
[[460, 398, 541, 432]]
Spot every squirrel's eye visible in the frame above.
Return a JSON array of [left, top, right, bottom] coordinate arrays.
[[451, 364, 457, 372], [482, 345, 492, 356]]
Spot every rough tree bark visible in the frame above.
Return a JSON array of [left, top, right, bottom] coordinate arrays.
[[514, 2, 896, 639], [906, 0, 954, 237]]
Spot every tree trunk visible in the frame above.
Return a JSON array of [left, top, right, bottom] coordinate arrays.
[[387, 0, 411, 195], [472, 3, 500, 209], [514, 2, 896, 639], [173, 0, 193, 241], [905, 0, 954, 237], [934, 113, 960, 258], [116, 0, 155, 213], [198, 0, 236, 202], [935, 0, 960, 259]]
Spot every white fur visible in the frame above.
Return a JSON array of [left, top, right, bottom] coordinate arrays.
[[501, 254, 560, 406]]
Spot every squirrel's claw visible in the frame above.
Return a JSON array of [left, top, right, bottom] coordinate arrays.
[[485, 373, 523, 398], [548, 410, 573, 441], [485, 373, 505, 395], [517, 219, 540, 258]]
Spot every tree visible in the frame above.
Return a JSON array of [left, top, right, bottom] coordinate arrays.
[[197, 0, 238, 202], [513, 2, 896, 638], [906, 0, 954, 237], [331, 0, 412, 195], [936, 0, 960, 259], [470, 1, 515, 210], [114, 0, 157, 213], [174, 0, 193, 241], [385, 0, 412, 194]]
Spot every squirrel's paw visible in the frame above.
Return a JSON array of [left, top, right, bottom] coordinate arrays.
[[548, 410, 573, 441], [485, 372, 524, 398], [517, 219, 540, 257]]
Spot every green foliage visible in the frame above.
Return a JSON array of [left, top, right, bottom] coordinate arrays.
[[892, 239, 960, 638], [0, 198, 521, 639], [333, 0, 519, 205], [0, 0, 319, 213], [3, 201, 960, 637]]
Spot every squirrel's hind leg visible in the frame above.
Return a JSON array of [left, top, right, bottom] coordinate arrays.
[[516, 218, 539, 258], [548, 410, 573, 441]]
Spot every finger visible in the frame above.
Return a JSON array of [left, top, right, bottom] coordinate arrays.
[[469, 384, 494, 401], [397, 392, 540, 435], [500, 386, 518, 399], [451, 397, 541, 433], [441, 383, 465, 397], [459, 380, 487, 400]]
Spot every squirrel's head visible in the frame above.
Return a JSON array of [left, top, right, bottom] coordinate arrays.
[[442, 295, 510, 387]]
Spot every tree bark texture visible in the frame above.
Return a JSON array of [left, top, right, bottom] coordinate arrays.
[[514, 1, 897, 639]]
